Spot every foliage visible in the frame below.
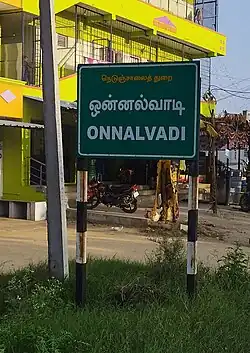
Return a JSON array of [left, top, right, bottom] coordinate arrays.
[[216, 112, 250, 148], [0, 242, 249, 353], [216, 244, 249, 290]]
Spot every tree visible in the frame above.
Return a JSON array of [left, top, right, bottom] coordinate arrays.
[[216, 112, 250, 191]]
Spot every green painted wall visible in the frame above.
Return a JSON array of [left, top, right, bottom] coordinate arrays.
[[2, 98, 45, 202]]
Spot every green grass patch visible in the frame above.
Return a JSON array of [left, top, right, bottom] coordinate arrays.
[[0, 240, 249, 353]]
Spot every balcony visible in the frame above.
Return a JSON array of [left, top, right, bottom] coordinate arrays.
[[73, 0, 225, 57], [0, 0, 225, 92], [21, 0, 225, 56]]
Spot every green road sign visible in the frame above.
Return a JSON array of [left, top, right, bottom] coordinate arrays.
[[77, 62, 200, 160]]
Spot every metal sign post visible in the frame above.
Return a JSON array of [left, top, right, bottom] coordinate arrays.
[[76, 159, 88, 306], [76, 61, 201, 304], [187, 159, 199, 297]]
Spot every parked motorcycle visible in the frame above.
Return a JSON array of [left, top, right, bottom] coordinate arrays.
[[87, 178, 103, 210], [239, 191, 250, 212], [87, 181, 139, 213]]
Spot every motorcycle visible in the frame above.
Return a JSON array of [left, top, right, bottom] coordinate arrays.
[[239, 191, 250, 212], [87, 182, 139, 213], [87, 178, 103, 210]]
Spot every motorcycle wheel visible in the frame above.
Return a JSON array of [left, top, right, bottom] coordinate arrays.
[[87, 196, 100, 210], [239, 194, 249, 212], [121, 199, 138, 214]]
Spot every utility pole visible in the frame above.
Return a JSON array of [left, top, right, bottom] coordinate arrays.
[[225, 139, 230, 205], [206, 58, 218, 215], [39, 0, 69, 279], [247, 129, 250, 192], [210, 107, 218, 214]]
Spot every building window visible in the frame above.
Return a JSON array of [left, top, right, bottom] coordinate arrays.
[[57, 34, 68, 48]]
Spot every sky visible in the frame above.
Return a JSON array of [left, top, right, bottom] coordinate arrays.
[[213, 0, 250, 114]]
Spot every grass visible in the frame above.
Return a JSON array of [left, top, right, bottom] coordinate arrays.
[[0, 240, 249, 353]]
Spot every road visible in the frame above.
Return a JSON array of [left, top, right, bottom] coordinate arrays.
[[90, 201, 240, 217], [0, 218, 249, 273]]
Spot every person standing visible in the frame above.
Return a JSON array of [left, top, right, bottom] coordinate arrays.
[[22, 56, 33, 85]]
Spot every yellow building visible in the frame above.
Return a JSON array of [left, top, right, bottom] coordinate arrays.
[[0, 0, 226, 219]]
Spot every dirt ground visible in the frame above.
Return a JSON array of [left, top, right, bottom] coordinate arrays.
[[195, 208, 250, 246], [0, 205, 249, 273], [91, 203, 250, 246]]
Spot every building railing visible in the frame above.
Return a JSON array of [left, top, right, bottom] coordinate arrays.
[[29, 157, 46, 187], [0, 3, 218, 87]]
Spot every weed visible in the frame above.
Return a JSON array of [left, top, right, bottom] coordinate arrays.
[[216, 243, 250, 290], [149, 237, 186, 286], [2, 267, 37, 312], [0, 242, 249, 353]]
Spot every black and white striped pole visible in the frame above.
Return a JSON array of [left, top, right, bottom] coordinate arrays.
[[187, 159, 199, 297], [76, 158, 88, 306]]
